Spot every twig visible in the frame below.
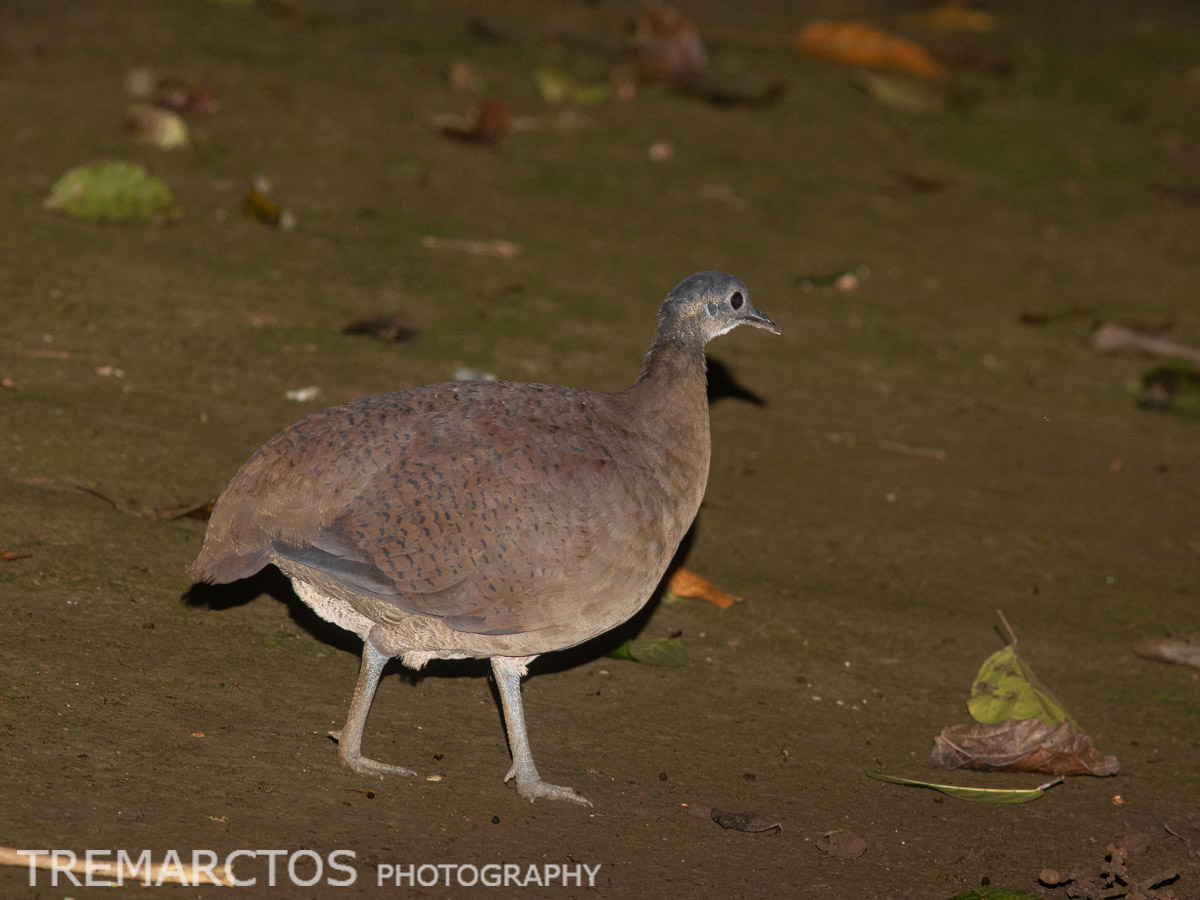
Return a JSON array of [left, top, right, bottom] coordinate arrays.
[[0, 847, 234, 887], [996, 609, 1018, 648], [420, 236, 522, 258]]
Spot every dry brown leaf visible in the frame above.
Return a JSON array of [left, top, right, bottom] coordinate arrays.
[[1, 552, 32, 561], [710, 808, 781, 834], [797, 21, 945, 81], [1091, 321, 1200, 367], [620, 5, 707, 88], [1135, 634, 1200, 670], [437, 97, 510, 144], [666, 567, 742, 609], [932, 718, 1121, 776], [815, 829, 867, 858], [342, 313, 420, 344]]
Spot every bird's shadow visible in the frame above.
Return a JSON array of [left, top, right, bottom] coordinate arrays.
[[706, 356, 766, 406], [182, 522, 701, 686]]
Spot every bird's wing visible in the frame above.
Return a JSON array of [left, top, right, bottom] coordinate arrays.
[[192, 382, 665, 636]]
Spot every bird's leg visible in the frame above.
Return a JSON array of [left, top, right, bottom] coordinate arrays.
[[328, 633, 416, 779], [492, 656, 591, 807]]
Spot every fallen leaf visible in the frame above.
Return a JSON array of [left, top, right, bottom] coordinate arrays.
[[815, 829, 866, 858], [859, 71, 948, 114], [797, 21, 945, 81], [933, 719, 1121, 776], [663, 567, 741, 609], [342, 313, 420, 344], [867, 771, 1061, 803], [608, 634, 688, 667], [534, 68, 610, 105], [421, 236, 522, 258], [967, 643, 1071, 728], [285, 386, 322, 402], [1137, 366, 1200, 417], [45, 162, 177, 224], [242, 183, 297, 231], [125, 103, 189, 150], [618, 4, 707, 90], [797, 266, 869, 292], [454, 367, 498, 382], [1, 552, 32, 561], [1135, 634, 1200, 669], [710, 808, 781, 834], [437, 96, 510, 144], [1091, 321, 1200, 367]]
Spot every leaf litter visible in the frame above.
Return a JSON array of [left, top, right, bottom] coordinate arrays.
[[342, 313, 420, 345], [662, 567, 742, 609], [608, 632, 688, 667], [1134, 634, 1200, 670], [1038, 833, 1182, 900], [868, 771, 1062, 804], [45, 162, 177, 224], [685, 803, 780, 834], [933, 614, 1121, 777], [875, 613, 1120, 800]]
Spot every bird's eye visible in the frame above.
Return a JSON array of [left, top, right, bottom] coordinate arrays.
[[730, 291, 744, 310]]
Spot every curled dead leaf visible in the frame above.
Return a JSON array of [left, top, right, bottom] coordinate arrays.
[[1135, 634, 1200, 669], [665, 567, 742, 609], [710, 808, 781, 834], [619, 4, 707, 88], [437, 97, 510, 144], [815, 829, 866, 858], [797, 21, 945, 81], [342, 313, 420, 344], [933, 718, 1121, 777]]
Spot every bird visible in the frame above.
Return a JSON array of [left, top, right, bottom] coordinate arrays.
[[187, 271, 779, 806]]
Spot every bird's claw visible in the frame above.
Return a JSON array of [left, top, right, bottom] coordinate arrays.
[[329, 730, 416, 779], [513, 778, 592, 807]]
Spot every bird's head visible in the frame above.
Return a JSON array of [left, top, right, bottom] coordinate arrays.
[[658, 271, 780, 345]]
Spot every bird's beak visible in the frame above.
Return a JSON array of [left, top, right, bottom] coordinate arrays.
[[740, 305, 781, 335]]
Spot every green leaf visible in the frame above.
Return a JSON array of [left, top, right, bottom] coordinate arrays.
[[867, 771, 1059, 804], [44, 162, 177, 224], [534, 68, 610, 105], [859, 71, 947, 114], [608, 636, 688, 667], [967, 645, 1071, 728], [946, 891, 1044, 900]]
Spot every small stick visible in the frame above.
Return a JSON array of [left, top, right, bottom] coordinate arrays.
[[996, 609, 1018, 648], [0, 847, 235, 887], [420, 236, 522, 259]]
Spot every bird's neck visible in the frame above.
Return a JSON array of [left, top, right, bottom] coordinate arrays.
[[623, 331, 711, 443]]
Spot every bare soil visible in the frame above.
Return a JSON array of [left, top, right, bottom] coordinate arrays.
[[2, 1, 1198, 897]]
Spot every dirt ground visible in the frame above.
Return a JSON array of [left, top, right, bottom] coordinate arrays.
[[2, 1, 1199, 897]]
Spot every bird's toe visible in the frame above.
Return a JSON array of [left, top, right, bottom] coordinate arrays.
[[514, 778, 592, 807], [344, 756, 417, 779]]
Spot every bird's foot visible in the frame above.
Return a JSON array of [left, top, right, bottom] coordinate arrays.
[[505, 767, 591, 806], [346, 756, 418, 779], [329, 730, 417, 779]]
